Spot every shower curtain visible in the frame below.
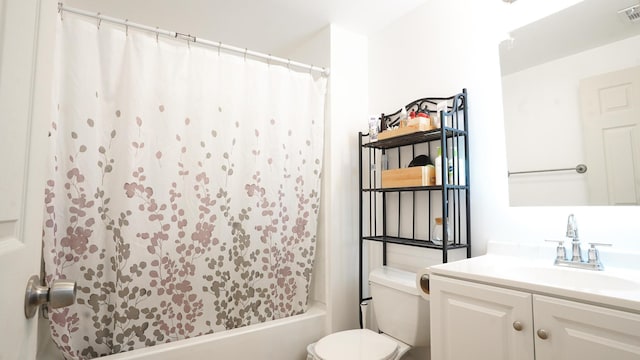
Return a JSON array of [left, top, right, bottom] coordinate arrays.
[[43, 12, 326, 359]]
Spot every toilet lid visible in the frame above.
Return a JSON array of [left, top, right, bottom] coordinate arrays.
[[315, 329, 398, 360]]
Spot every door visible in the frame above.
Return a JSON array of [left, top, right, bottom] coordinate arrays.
[[0, 0, 57, 359], [533, 295, 640, 360], [430, 275, 534, 360], [579, 66, 640, 205]]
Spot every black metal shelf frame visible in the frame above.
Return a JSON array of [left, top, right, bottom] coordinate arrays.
[[362, 127, 467, 150], [362, 184, 468, 192], [363, 236, 470, 250], [358, 89, 470, 328]]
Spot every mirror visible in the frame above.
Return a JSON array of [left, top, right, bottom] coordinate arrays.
[[500, 0, 640, 206]]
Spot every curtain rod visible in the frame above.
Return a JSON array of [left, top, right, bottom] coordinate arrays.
[[57, 3, 330, 77]]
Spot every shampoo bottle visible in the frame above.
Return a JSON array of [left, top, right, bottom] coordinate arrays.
[[456, 147, 466, 185], [435, 146, 443, 186], [447, 147, 454, 184]]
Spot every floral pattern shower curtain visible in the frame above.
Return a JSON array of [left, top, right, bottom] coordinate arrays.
[[43, 13, 326, 359]]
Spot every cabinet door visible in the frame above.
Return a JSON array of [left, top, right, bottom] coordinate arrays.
[[533, 295, 640, 360], [430, 275, 534, 360]]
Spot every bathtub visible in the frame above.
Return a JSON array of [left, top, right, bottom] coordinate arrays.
[[37, 304, 327, 360]]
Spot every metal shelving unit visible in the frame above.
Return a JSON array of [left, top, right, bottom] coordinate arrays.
[[358, 89, 470, 324]]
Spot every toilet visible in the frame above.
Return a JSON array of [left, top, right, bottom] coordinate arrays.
[[307, 266, 430, 360]]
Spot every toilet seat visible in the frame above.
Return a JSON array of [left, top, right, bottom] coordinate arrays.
[[313, 329, 399, 360]]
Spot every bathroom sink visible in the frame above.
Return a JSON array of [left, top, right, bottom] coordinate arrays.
[[429, 253, 640, 312], [504, 264, 640, 296]]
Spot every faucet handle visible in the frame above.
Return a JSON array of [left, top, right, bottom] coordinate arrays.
[[587, 242, 611, 263], [545, 239, 567, 261], [588, 242, 612, 248]]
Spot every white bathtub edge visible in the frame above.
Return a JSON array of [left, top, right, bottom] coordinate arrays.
[[99, 302, 327, 360]]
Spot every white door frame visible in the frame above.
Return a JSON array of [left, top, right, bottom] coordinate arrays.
[[0, 0, 57, 359]]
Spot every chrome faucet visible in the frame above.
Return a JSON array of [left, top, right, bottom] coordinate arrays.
[[566, 214, 583, 262], [546, 214, 611, 271]]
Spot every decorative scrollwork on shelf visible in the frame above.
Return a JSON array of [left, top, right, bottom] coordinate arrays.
[[379, 93, 466, 130]]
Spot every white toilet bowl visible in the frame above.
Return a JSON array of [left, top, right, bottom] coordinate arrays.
[[306, 329, 411, 360], [306, 267, 429, 360]]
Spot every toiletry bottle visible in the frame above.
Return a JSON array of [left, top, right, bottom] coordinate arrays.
[[455, 147, 466, 185], [368, 116, 379, 141], [435, 146, 443, 186], [447, 146, 454, 184], [400, 107, 408, 128], [436, 101, 447, 128], [431, 217, 453, 246]]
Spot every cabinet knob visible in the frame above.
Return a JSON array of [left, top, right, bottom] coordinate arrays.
[[537, 329, 549, 340], [512, 321, 523, 331]]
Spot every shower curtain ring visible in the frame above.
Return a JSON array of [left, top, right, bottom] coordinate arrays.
[[155, 27, 160, 43], [287, 59, 291, 70], [97, 13, 102, 29], [218, 41, 222, 56], [125, 19, 129, 36], [244, 48, 248, 61]]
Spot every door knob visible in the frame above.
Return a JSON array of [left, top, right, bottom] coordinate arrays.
[[537, 328, 549, 340], [24, 275, 77, 318]]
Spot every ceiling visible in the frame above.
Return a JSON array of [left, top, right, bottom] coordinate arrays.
[[500, 0, 640, 75], [64, 0, 429, 57]]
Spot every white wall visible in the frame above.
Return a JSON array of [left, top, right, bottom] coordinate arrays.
[[368, 0, 640, 268], [281, 23, 368, 334], [279, 28, 331, 70], [504, 34, 640, 206], [62, 0, 323, 58], [282, 24, 368, 334], [369, 0, 509, 264], [323, 25, 369, 333]]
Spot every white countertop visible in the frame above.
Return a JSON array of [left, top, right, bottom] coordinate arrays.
[[427, 241, 640, 313]]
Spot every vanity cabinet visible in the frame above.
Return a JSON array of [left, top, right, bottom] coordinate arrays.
[[430, 275, 640, 360], [533, 295, 640, 360], [430, 275, 534, 360]]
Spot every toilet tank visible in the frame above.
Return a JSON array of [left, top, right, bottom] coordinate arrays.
[[369, 266, 430, 347]]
